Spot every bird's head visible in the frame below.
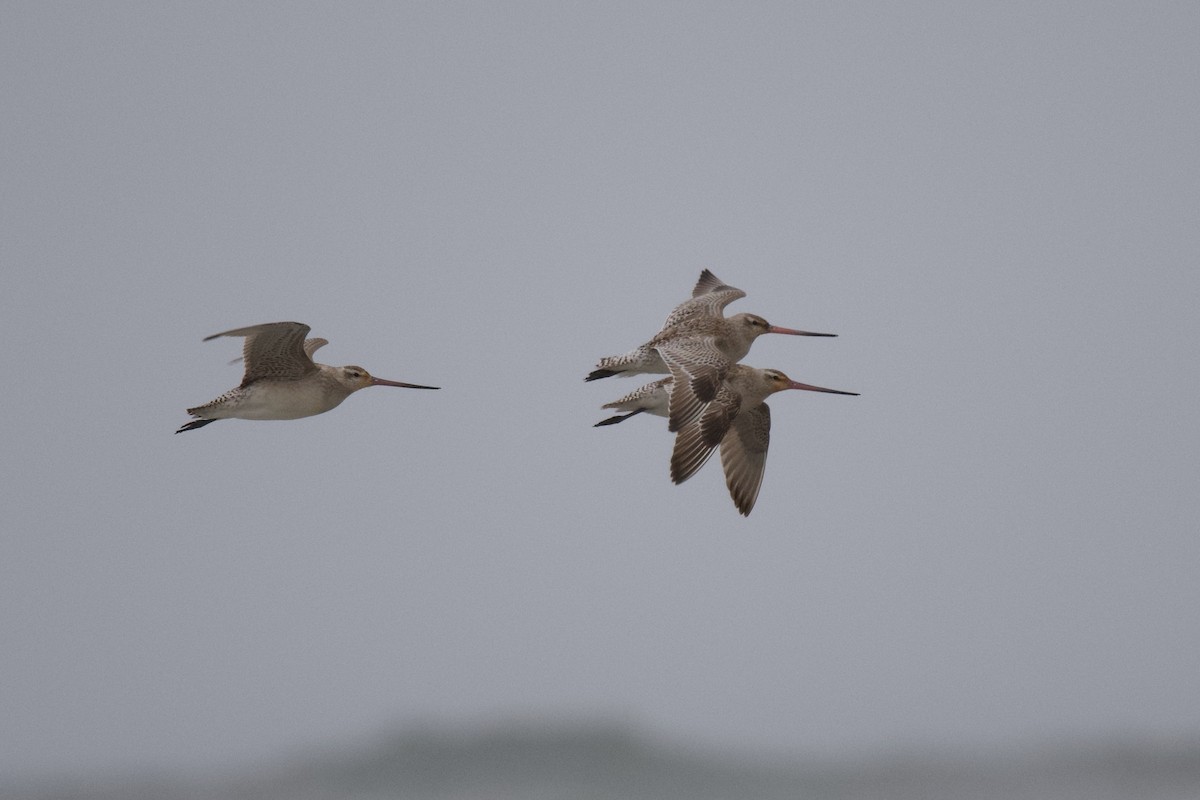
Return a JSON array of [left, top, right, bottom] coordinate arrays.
[[337, 365, 376, 392], [336, 365, 440, 393], [731, 313, 836, 339], [761, 368, 859, 398]]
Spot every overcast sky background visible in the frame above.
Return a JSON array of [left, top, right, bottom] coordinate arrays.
[[2, 0, 1199, 781]]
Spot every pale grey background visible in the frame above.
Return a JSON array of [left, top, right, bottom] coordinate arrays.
[[2, 0, 1198, 780]]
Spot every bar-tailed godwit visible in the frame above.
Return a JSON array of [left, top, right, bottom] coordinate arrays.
[[596, 365, 858, 515], [586, 270, 835, 427], [176, 322, 438, 433]]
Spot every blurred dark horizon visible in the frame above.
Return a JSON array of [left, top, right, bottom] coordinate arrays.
[[8, 717, 1200, 800]]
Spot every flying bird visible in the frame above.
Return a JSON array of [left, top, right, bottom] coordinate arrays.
[[177, 321, 438, 433], [596, 365, 858, 516], [585, 270, 835, 427]]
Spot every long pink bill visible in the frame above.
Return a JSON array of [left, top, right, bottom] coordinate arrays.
[[768, 325, 837, 337], [788, 380, 859, 396], [371, 377, 440, 390]]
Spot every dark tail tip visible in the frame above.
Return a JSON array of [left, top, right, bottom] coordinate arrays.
[[594, 408, 643, 427], [175, 418, 218, 434]]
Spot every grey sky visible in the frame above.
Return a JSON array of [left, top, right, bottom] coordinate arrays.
[[2, 1, 1198, 779]]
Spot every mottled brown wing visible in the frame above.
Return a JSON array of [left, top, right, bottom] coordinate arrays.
[[670, 385, 739, 484], [719, 402, 772, 516], [203, 321, 317, 384], [226, 336, 327, 366], [657, 340, 733, 432], [302, 338, 329, 359], [690, 269, 730, 298], [658, 270, 746, 331]]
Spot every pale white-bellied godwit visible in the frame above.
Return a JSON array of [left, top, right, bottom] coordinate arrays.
[[583, 268, 835, 383], [176, 321, 438, 433], [596, 365, 858, 516]]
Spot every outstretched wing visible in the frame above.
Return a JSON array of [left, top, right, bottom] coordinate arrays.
[[203, 321, 318, 384], [669, 384, 739, 485], [303, 337, 329, 359], [227, 336, 328, 367], [657, 338, 734, 432], [719, 402, 772, 516], [658, 270, 746, 331]]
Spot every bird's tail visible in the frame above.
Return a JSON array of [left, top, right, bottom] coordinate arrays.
[[175, 418, 219, 434]]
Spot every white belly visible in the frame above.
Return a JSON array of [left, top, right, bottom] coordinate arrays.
[[204, 381, 347, 420]]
